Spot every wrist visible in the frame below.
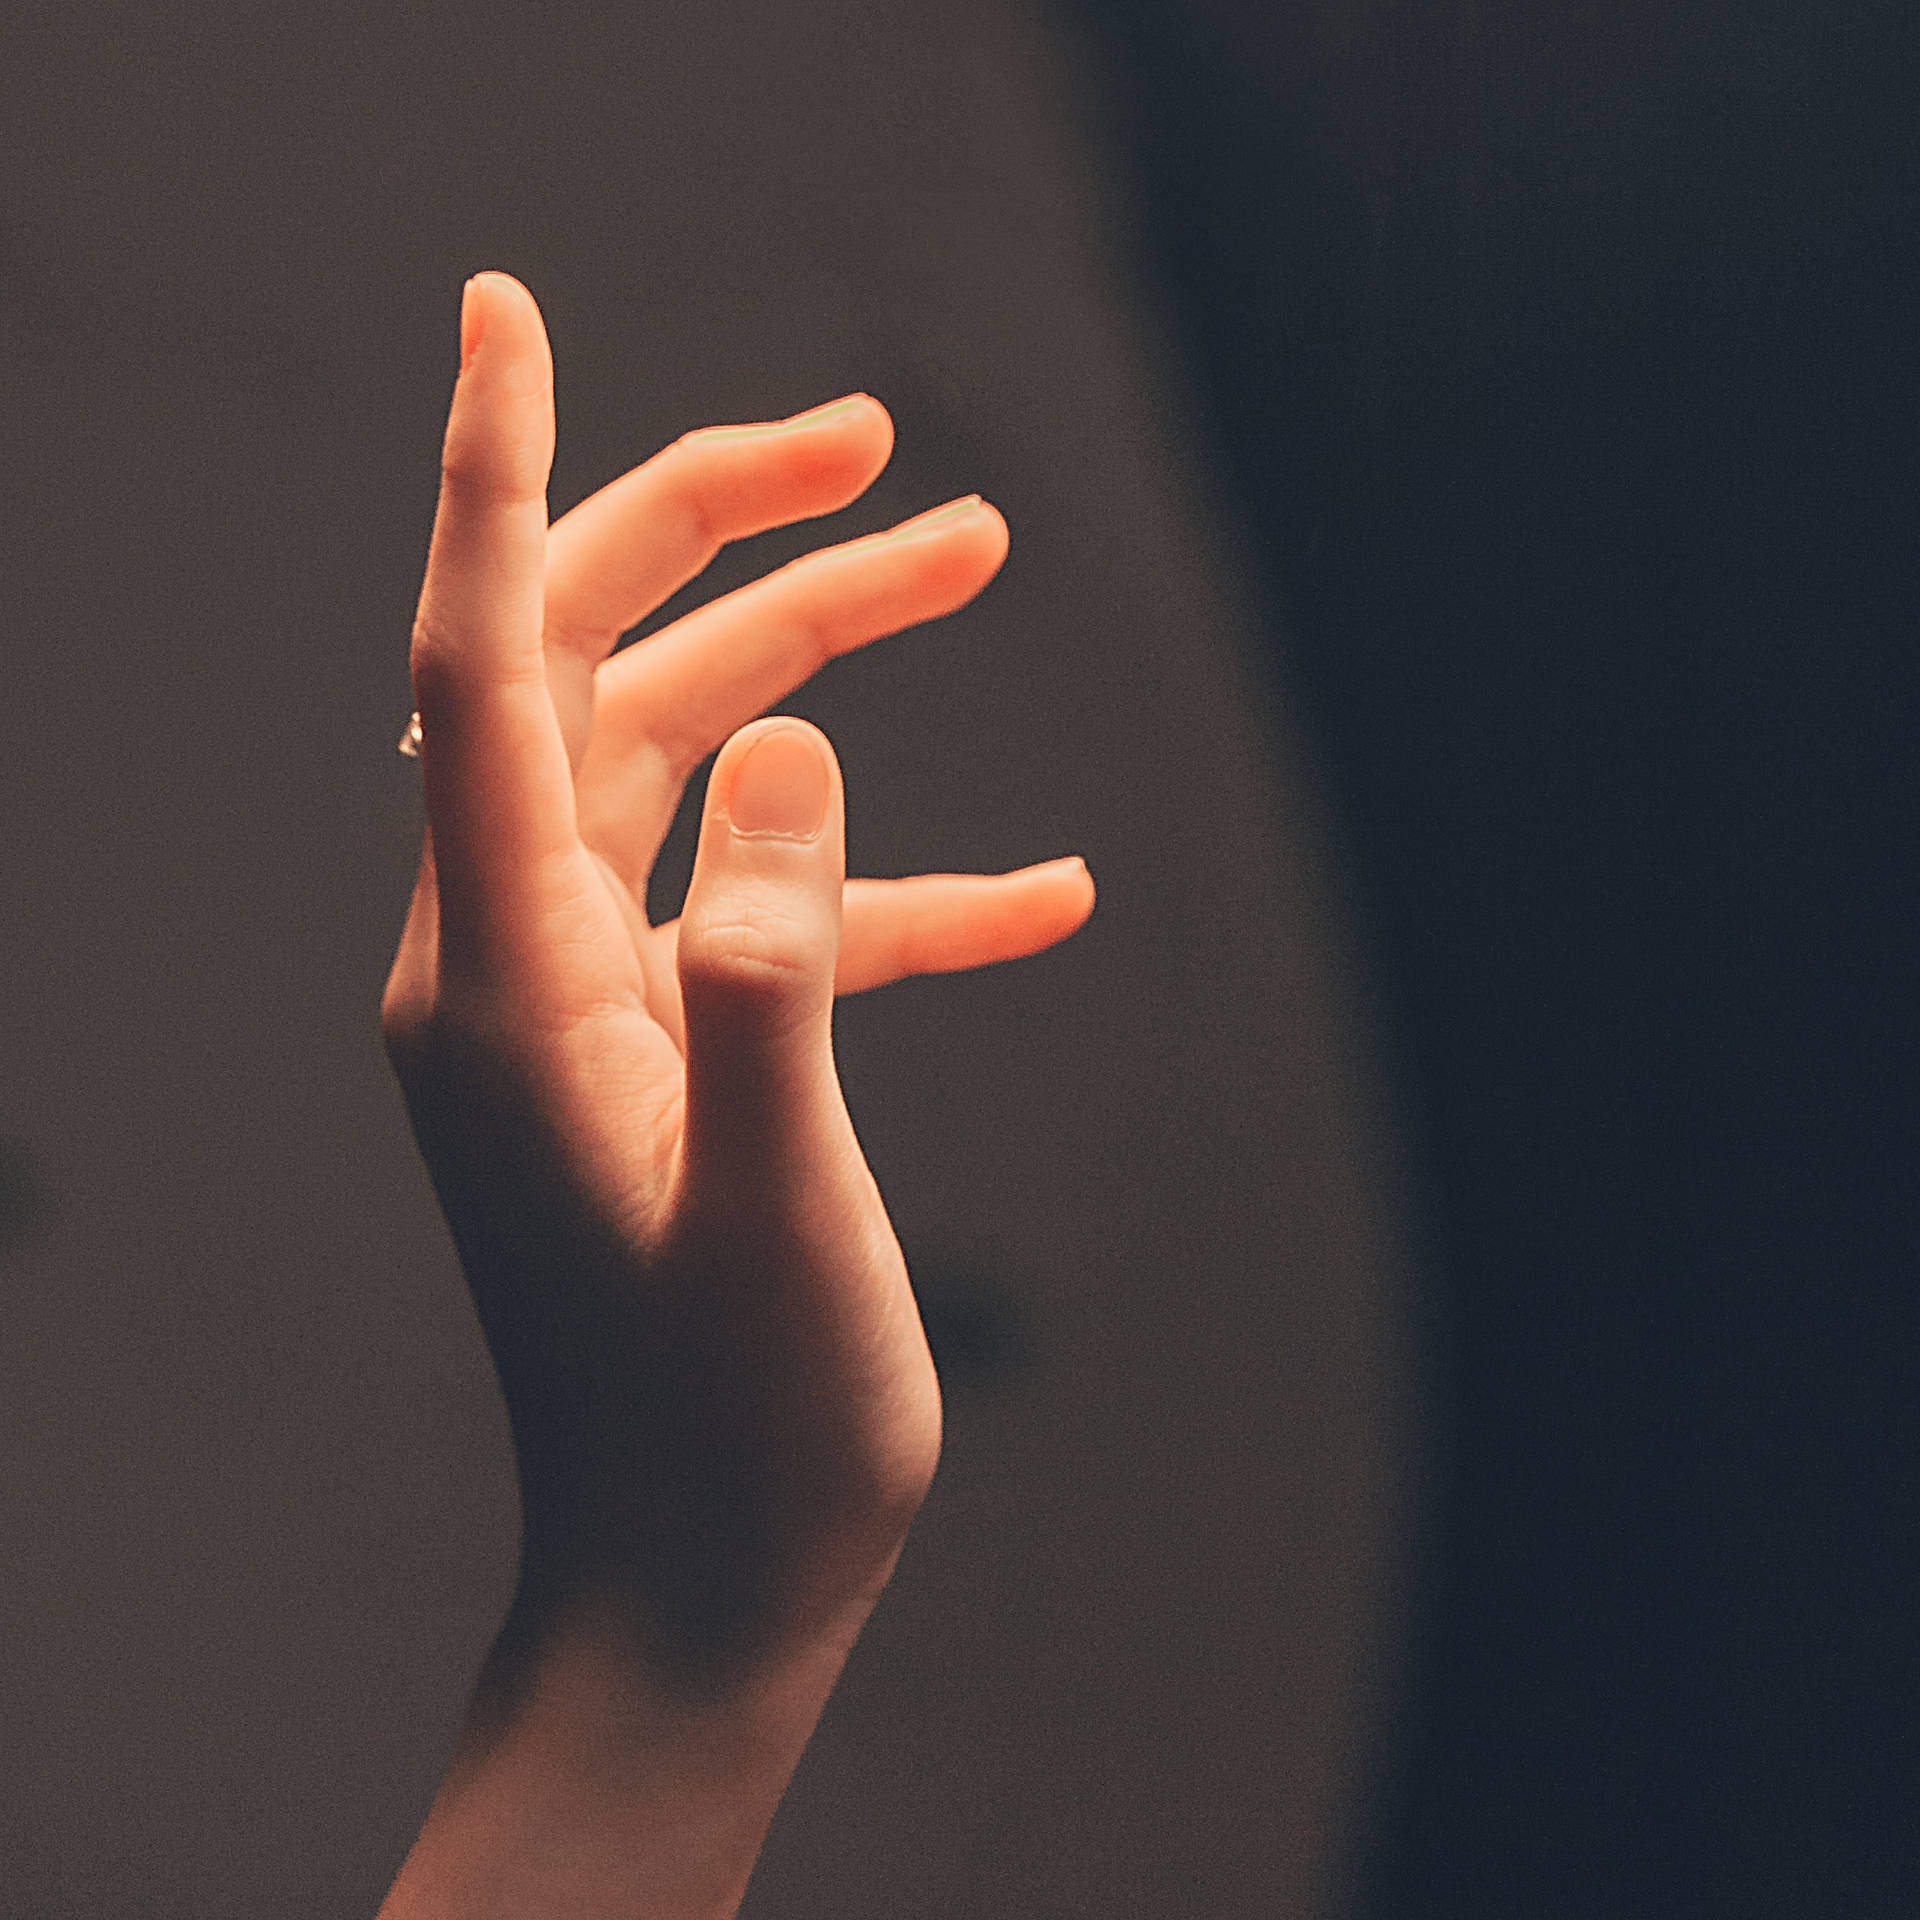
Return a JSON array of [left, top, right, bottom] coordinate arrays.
[[378, 1590, 869, 1920]]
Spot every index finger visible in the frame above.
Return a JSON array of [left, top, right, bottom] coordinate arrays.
[[410, 273, 578, 949]]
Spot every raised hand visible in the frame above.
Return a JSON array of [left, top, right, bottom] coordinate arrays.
[[376, 274, 1093, 1917]]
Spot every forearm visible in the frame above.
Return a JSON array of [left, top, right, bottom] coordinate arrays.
[[375, 1591, 867, 1920]]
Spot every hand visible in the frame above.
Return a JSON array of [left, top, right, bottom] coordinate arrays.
[[381, 274, 1095, 1688]]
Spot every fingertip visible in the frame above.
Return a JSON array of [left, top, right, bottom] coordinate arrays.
[[722, 718, 838, 842], [906, 494, 1009, 577], [855, 392, 896, 464], [715, 711, 841, 772], [870, 494, 1007, 561], [1058, 853, 1096, 920], [467, 268, 539, 315], [975, 495, 1011, 564], [829, 394, 895, 497], [707, 716, 845, 837], [696, 392, 894, 518], [1028, 853, 1096, 926], [793, 390, 890, 431], [858, 398, 896, 486], [992, 855, 1096, 966], [442, 272, 555, 498], [941, 497, 1011, 599], [460, 277, 485, 369], [796, 391, 894, 490], [458, 271, 552, 385]]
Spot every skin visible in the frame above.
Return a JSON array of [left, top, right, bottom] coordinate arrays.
[[375, 272, 1095, 1918]]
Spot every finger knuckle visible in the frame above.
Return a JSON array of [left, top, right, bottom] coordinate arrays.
[[440, 427, 550, 508], [681, 924, 812, 997], [636, 437, 717, 564], [679, 919, 825, 1028]]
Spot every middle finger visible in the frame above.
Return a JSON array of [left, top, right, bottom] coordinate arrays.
[[540, 396, 894, 764], [596, 495, 1008, 778], [576, 498, 1008, 892]]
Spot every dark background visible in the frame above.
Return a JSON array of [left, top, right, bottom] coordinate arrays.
[[1064, 2, 1920, 1913], [2, 0, 1916, 1914]]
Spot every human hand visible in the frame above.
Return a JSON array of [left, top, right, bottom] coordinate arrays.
[[381, 273, 1094, 1688]]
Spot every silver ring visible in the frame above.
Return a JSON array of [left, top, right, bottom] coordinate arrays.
[[398, 711, 423, 758]]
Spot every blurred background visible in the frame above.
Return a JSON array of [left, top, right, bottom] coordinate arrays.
[[0, 2, 1914, 1916]]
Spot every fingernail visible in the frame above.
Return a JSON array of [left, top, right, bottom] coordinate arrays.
[[881, 494, 985, 542], [786, 394, 873, 426], [700, 395, 875, 441], [460, 276, 485, 371], [728, 726, 831, 841]]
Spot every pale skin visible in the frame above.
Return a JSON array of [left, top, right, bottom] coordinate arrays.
[[375, 272, 1095, 1917]]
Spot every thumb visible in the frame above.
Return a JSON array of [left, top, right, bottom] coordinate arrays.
[[674, 717, 854, 1222]]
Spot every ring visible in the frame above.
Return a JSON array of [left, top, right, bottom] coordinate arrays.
[[398, 711, 423, 758]]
